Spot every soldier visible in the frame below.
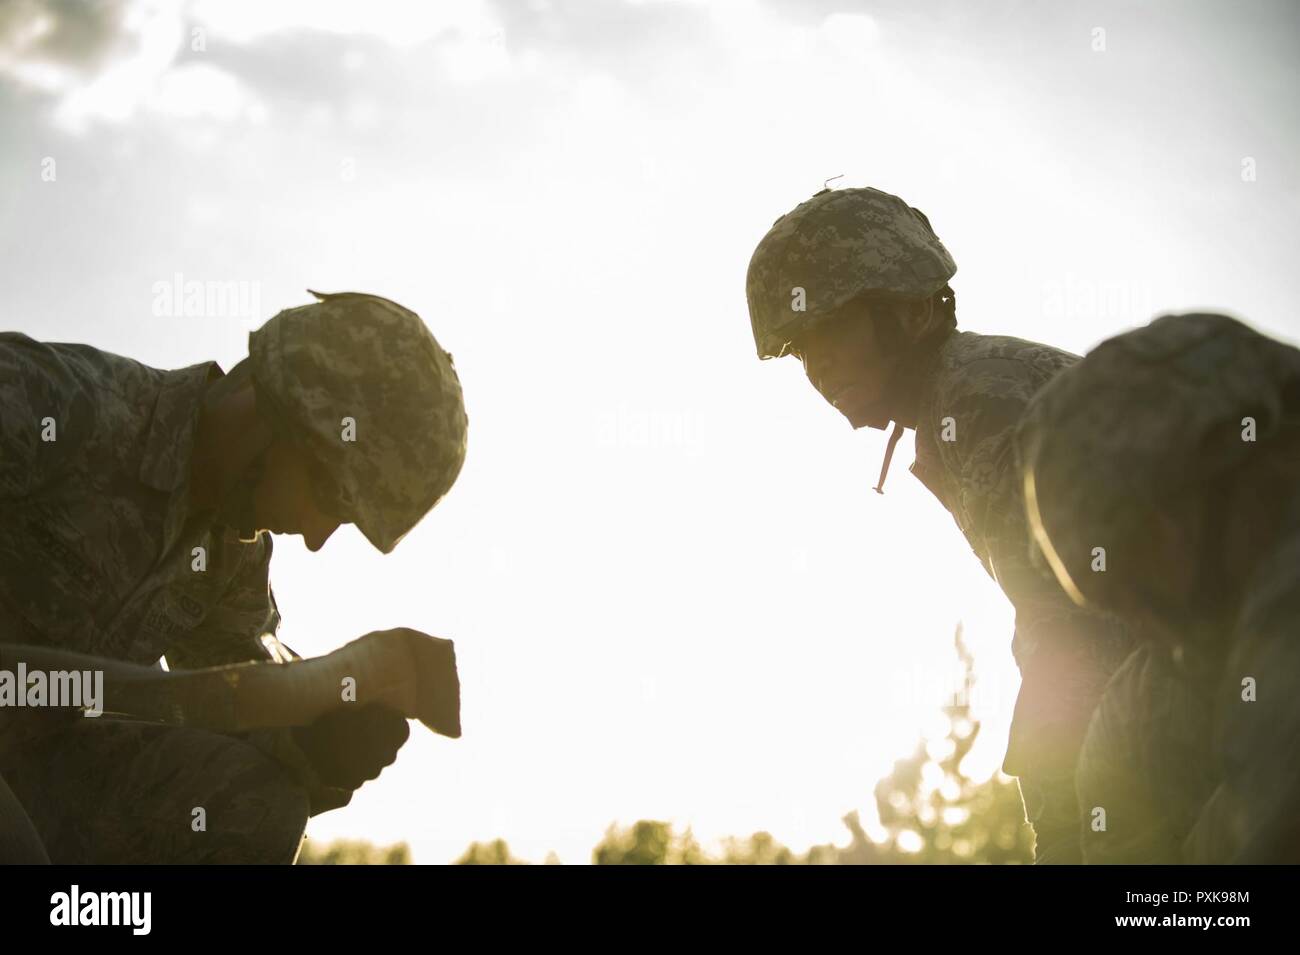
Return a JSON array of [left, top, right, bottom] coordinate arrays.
[[745, 186, 1133, 863], [1016, 311, 1300, 863], [0, 290, 468, 863]]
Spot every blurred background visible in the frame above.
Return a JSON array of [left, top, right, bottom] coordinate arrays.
[[2, 0, 1296, 862]]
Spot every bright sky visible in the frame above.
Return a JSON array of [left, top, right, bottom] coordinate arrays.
[[2, 0, 1297, 863]]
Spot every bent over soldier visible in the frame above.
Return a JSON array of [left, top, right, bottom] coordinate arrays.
[[0, 291, 467, 863], [745, 186, 1133, 862], [1017, 311, 1300, 863]]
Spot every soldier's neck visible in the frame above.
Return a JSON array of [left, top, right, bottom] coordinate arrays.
[[883, 334, 949, 429], [188, 377, 272, 513]]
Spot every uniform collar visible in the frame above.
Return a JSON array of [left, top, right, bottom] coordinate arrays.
[[137, 361, 222, 492]]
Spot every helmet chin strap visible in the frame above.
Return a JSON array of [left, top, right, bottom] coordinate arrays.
[[872, 420, 905, 494], [869, 329, 945, 495]]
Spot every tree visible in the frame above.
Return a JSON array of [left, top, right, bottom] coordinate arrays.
[[297, 837, 411, 864], [865, 625, 1035, 864], [592, 820, 708, 865], [456, 838, 527, 865]]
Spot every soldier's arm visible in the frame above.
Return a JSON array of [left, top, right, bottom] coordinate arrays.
[[1184, 561, 1300, 863], [991, 540, 1132, 863], [162, 540, 356, 812], [934, 358, 1132, 862], [164, 547, 458, 814], [0, 631, 454, 732]]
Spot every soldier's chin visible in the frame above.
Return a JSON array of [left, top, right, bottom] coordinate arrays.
[[838, 401, 890, 431]]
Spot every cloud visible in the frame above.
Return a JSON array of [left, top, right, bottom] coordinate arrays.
[[0, 0, 223, 132], [0, 0, 520, 132], [0, 0, 137, 92], [192, 0, 501, 49], [144, 59, 265, 122]]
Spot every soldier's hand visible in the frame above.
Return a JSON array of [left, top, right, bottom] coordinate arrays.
[[290, 703, 410, 792], [338, 627, 462, 737]]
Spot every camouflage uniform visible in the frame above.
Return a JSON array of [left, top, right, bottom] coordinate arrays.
[[0, 332, 316, 862], [1017, 312, 1300, 863], [911, 332, 1133, 863], [0, 765, 48, 863], [0, 292, 467, 863], [746, 187, 1134, 863], [1183, 522, 1300, 862], [1069, 646, 1217, 863]]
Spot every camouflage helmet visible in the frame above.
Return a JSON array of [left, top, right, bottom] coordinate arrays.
[[745, 186, 957, 359], [248, 290, 468, 554], [1017, 312, 1300, 608]]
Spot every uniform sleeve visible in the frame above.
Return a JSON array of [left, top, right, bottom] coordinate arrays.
[[0, 334, 96, 498], [933, 357, 1134, 862]]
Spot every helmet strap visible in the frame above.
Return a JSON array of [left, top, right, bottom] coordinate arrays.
[[872, 421, 906, 494]]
